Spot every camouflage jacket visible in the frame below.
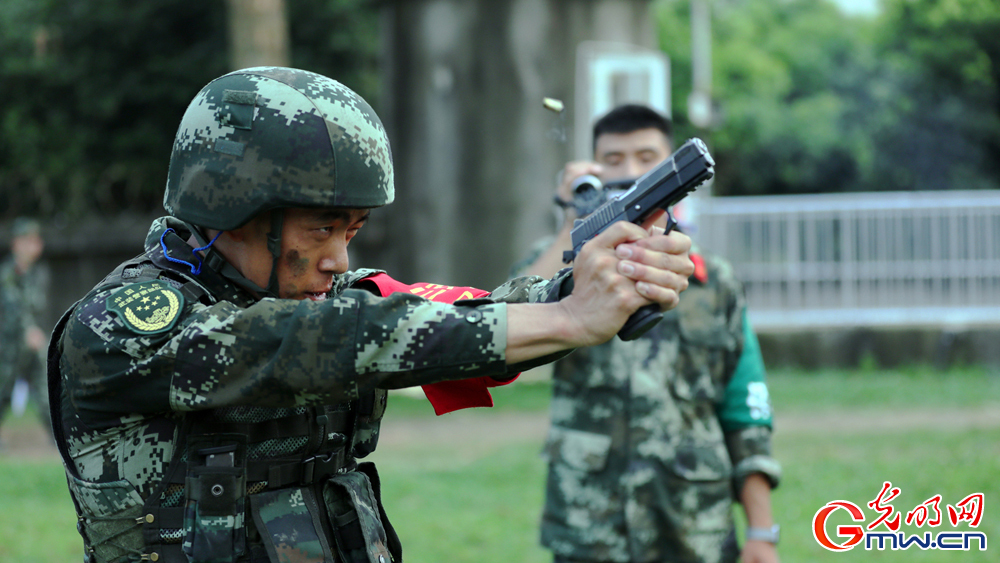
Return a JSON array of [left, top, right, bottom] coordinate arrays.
[[50, 217, 563, 563], [538, 250, 781, 563], [0, 254, 50, 377]]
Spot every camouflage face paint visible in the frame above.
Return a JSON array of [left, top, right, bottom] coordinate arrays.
[[274, 207, 367, 300], [284, 249, 310, 277], [275, 249, 308, 299]]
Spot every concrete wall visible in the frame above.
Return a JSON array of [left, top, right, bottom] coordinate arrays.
[[758, 327, 1000, 371]]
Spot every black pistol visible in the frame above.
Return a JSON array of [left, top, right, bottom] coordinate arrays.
[[561, 137, 715, 340]]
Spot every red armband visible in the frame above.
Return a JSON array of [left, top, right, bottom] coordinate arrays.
[[359, 272, 519, 415]]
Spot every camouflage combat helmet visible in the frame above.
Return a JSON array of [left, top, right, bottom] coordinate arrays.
[[12, 217, 41, 238], [164, 67, 394, 231]]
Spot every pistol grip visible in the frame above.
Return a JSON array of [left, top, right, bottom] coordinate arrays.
[[618, 304, 662, 341]]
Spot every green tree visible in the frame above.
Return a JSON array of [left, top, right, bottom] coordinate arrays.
[[0, 0, 379, 221], [872, 0, 1000, 191], [657, 0, 881, 196], [655, 0, 1000, 195], [0, 1, 230, 219]]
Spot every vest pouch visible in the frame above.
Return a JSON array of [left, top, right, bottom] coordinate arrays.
[[351, 389, 387, 458], [66, 476, 145, 562], [249, 486, 335, 563], [183, 440, 247, 563], [322, 470, 393, 563]]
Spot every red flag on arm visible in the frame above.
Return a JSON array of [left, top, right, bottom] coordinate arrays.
[[358, 272, 519, 415]]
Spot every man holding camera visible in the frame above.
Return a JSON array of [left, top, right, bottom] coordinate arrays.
[[515, 105, 781, 563]]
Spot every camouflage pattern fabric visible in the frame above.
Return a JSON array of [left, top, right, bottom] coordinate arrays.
[[164, 67, 394, 231], [323, 471, 392, 563], [0, 254, 51, 432], [52, 217, 565, 562], [537, 250, 780, 563], [251, 487, 333, 563]]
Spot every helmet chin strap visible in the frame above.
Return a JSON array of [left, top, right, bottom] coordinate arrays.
[[189, 213, 283, 300], [264, 210, 284, 297]]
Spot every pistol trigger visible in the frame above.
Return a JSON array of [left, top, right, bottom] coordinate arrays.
[[664, 211, 677, 234]]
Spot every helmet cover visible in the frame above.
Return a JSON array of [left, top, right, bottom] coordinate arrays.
[[12, 217, 42, 238], [164, 67, 394, 230]]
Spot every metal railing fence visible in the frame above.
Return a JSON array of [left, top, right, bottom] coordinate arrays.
[[695, 191, 1000, 330]]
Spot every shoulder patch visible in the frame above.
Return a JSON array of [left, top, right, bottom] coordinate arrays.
[[106, 280, 185, 335]]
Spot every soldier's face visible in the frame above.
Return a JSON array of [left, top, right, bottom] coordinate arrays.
[[12, 232, 43, 265], [274, 207, 370, 300], [238, 207, 370, 300], [594, 128, 672, 182]]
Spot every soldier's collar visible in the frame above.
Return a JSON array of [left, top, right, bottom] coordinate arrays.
[[148, 218, 259, 305]]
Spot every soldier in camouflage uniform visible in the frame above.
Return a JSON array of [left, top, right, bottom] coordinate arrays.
[[48, 68, 695, 563], [515, 105, 781, 563], [0, 217, 52, 447]]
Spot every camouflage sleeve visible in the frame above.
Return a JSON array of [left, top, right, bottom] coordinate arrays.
[[716, 308, 778, 493], [60, 284, 510, 425], [0, 260, 18, 338], [701, 254, 781, 494], [28, 262, 51, 327], [479, 268, 575, 373], [486, 269, 570, 305], [724, 425, 782, 494]]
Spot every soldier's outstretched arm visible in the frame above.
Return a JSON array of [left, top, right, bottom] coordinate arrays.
[[505, 222, 691, 365]]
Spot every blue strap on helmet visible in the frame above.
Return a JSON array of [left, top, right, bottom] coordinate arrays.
[[160, 228, 223, 275]]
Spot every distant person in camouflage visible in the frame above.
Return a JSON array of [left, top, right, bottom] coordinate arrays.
[[48, 68, 695, 563], [0, 217, 52, 448], [515, 105, 781, 563]]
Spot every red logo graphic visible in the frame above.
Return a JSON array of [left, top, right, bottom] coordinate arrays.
[[949, 493, 985, 528], [812, 482, 987, 552], [905, 494, 942, 528], [814, 500, 866, 551]]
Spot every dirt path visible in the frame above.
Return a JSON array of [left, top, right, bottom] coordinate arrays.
[[6, 405, 997, 462], [377, 404, 1000, 449]]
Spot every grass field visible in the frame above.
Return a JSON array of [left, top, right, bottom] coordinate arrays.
[[1, 366, 997, 562]]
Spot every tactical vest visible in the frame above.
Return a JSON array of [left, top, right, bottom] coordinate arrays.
[[48, 256, 400, 563]]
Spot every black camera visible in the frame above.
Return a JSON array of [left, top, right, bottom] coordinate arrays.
[[568, 174, 605, 217], [555, 176, 637, 218]]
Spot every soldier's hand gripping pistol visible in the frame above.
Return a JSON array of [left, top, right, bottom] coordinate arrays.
[[561, 138, 715, 341]]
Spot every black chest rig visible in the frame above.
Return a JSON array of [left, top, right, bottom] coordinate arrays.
[[49, 256, 398, 563]]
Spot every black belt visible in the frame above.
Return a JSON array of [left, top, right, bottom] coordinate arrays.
[[262, 449, 357, 489]]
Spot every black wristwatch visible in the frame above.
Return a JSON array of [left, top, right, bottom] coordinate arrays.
[[746, 524, 780, 545]]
